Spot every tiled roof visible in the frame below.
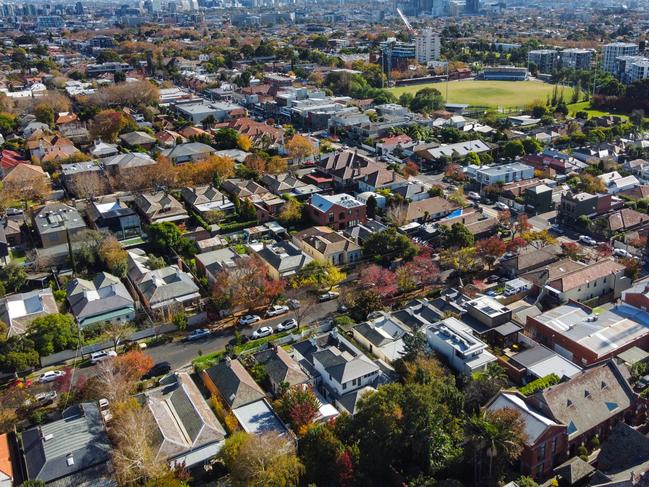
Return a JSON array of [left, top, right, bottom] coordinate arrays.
[[546, 258, 625, 292]]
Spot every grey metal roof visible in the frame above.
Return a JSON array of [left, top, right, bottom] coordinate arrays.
[[66, 272, 134, 325], [34, 203, 87, 236], [203, 359, 265, 409], [21, 403, 111, 484]]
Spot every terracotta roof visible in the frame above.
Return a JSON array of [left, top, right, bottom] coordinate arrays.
[[0, 433, 14, 482], [405, 197, 458, 222], [608, 208, 649, 232], [546, 258, 625, 292]]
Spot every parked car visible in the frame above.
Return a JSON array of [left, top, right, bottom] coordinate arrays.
[[613, 248, 632, 258], [38, 370, 65, 383], [184, 328, 211, 342], [23, 391, 58, 409], [90, 350, 117, 365], [468, 191, 481, 200], [549, 224, 564, 235], [494, 202, 509, 211], [276, 318, 298, 332], [578, 235, 597, 246], [265, 304, 289, 317], [318, 291, 340, 302], [485, 290, 499, 297], [287, 299, 301, 310], [636, 375, 649, 391], [485, 275, 500, 283], [142, 362, 172, 380], [337, 303, 348, 313], [252, 326, 273, 339], [240, 314, 261, 325]]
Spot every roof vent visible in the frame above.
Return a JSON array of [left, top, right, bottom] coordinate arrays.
[[43, 433, 54, 441], [66, 454, 74, 466]]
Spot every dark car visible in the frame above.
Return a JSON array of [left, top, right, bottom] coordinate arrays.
[[142, 362, 172, 380]]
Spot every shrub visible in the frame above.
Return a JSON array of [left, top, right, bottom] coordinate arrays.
[[218, 220, 258, 234], [519, 373, 561, 396]]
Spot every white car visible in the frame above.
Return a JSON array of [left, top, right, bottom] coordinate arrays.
[[239, 314, 261, 326], [38, 370, 65, 383], [494, 202, 509, 211], [468, 191, 481, 200], [276, 318, 298, 332], [318, 291, 340, 302], [613, 248, 631, 258], [578, 235, 597, 246], [90, 350, 117, 364], [265, 305, 289, 317], [252, 326, 273, 339]]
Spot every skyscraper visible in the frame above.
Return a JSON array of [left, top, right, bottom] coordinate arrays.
[[603, 42, 639, 74], [415, 29, 441, 64], [465, 0, 480, 14]]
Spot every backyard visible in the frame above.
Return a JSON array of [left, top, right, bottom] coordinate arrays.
[[388, 79, 574, 108]]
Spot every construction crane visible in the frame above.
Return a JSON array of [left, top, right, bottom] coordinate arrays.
[[396, 8, 415, 37]]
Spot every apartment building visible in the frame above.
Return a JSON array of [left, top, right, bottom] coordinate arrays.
[[603, 42, 639, 73]]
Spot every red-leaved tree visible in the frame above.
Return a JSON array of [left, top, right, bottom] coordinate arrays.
[[476, 237, 507, 269], [359, 264, 398, 298]]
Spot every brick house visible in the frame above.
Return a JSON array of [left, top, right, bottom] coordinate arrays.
[[307, 193, 366, 230]]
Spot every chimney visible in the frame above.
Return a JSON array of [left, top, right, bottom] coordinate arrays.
[[225, 356, 232, 367]]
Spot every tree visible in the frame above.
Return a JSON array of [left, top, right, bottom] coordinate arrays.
[[363, 228, 418, 264], [404, 161, 419, 178], [285, 134, 316, 165], [476, 237, 507, 269], [596, 242, 613, 260], [267, 155, 288, 174], [466, 408, 527, 483], [410, 87, 444, 113], [340, 288, 384, 321], [213, 128, 241, 150], [401, 330, 427, 362], [238, 134, 252, 151], [202, 154, 235, 180], [502, 140, 525, 159], [219, 432, 304, 487], [1, 167, 50, 208], [620, 256, 641, 280], [0, 112, 17, 135], [275, 386, 320, 435], [514, 213, 531, 237], [278, 199, 303, 226], [366, 195, 378, 218], [441, 247, 481, 286], [397, 251, 440, 291], [293, 261, 346, 292], [561, 242, 583, 260], [33, 103, 55, 128], [0, 262, 27, 293], [359, 264, 397, 298], [445, 222, 475, 248], [147, 221, 182, 254], [172, 311, 188, 331], [28, 314, 79, 356], [521, 229, 557, 249], [466, 151, 481, 166], [213, 256, 284, 313], [67, 170, 106, 199], [89, 109, 135, 142], [97, 236, 129, 278], [522, 137, 543, 155], [299, 424, 345, 487], [464, 363, 508, 413], [104, 320, 134, 352]]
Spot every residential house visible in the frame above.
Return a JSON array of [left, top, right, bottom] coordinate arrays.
[[260, 173, 322, 200], [342, 219, 389, 245], [252, 240, 313, 279], [599, 171, 640, 194], [134, 191, 189, 225], [307, 193, 366, 230], [540, 258, 630, 304], [2, 163, 50, 195], [468, 162, 535, 186], [119, 130, 157, 149], [127, 248, 200, 312], [486, 391, 567, 479], [181, 185, 235, 218], [253, 346, 310, 396], [33, 203, 87, 249], [526, 302, 649, 366], [392, 182, 431, 202], [220, 118, 284, 151], [0, 433, 14, 487], [102, 152, 157, 178], [418, 139, 492, 161], [26, 134, 79, 163], [0, 149, 27, 177], [624, 158, 649, 182], [0, 288, 58, 337], [292, 226, 362, 266], [424, 317, 498, 374], [156, 129, 187, 148], [506, 340, 583, 385], [401, 196, 459, 224], [352, 312, 409, 363], [196, 247, 249, 285], [61, 162, 109, 198], [316, 150, 405, 192], [173, 100, 246, 124], [90, 139, 119, 159], [86, 198, 142, 241], [558, 192, 623, 225], [602, 208, 649, 235], [501, 245, 563, 278], [160, 142, 216, 164], [221, 178, 269, 200], [202, 358, 266, 409], [66, 272, 135, 328], [141, 372, 226, 467], [21, 403, 113, 485]]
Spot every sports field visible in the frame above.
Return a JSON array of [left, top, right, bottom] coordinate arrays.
[[388, 80, 573, 108]]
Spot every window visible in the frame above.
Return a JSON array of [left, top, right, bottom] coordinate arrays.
[[328, 213, 334, 223], [538, 443, 546, 461], [342, 383, 347, 390], [552, 437, 558, 454]]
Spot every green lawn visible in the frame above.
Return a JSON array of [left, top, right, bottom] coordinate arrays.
[[9, 248, 26, 264], [388, 80, 573, 108], [567, 101, 629, 120]]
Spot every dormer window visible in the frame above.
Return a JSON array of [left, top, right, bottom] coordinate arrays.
[[584, 390, 590, 398]]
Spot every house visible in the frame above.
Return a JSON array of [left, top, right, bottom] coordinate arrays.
[[196, 247, 249, 285], [260, 173, 321, 199], [119, 130, 156, 149], [540, 258, 629, 304], [352, 312, 409, 363], [127, 248, 200, 312], [156, 129, 187, 148], [33, 203, 87, 249], [623, 158, 649, 181], [253, 346, 310, 396], [307, 193, 366, 230], [0, 433, 14, 487], [465, 295, 513, 328], [134, 191, 189, 225], [252, 241, 313, 279], [424, 317, 498, 374], [486, 391, 567, 479], [468, 162, 535, 186], [141, 372, 226, 467], [292, 226, 362, 266], [501, 245, 563, 278], [160, 142, 216, 164], [66, 272, 135, 329], [202, 358, 266, 409], [526, 302, 649, 366], [102, 152, 156, 177], [316, 150, 405, 192], [221, 178, 269, 200], [392, 182, 431, 202], [402, 196, 459, 223], [603, 208, 649, 235], [174, 100, 246, 124], [90, 139, 119, 159], [0, 288, 58, 337], [506, 341, 583, 385], [558, 192, 623, 225], [21, 402, 113, 485], [181, 185, 235, 217], [599, 171, 640, 194], [86, 199, 142, 241], [419, 139, 492, 161], [2, 163, 50, 195], [342, 219, 389, 245], [0, 149, 27, 177]]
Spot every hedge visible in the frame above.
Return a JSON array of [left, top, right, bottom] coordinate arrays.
[[218, 219, 258, 234], [519, 373, 560, 396]]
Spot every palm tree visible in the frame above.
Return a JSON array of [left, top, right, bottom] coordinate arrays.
[[466, 408, 527, 486]]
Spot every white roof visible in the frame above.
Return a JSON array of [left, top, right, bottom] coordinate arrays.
[[487, 392, 558, 445]]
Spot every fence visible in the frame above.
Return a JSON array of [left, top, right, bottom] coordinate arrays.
[[40, 323, 177, 368]]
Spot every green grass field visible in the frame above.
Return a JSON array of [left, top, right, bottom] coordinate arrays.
[[388, 80, 573, 108], [567, 101, 629, 120]]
